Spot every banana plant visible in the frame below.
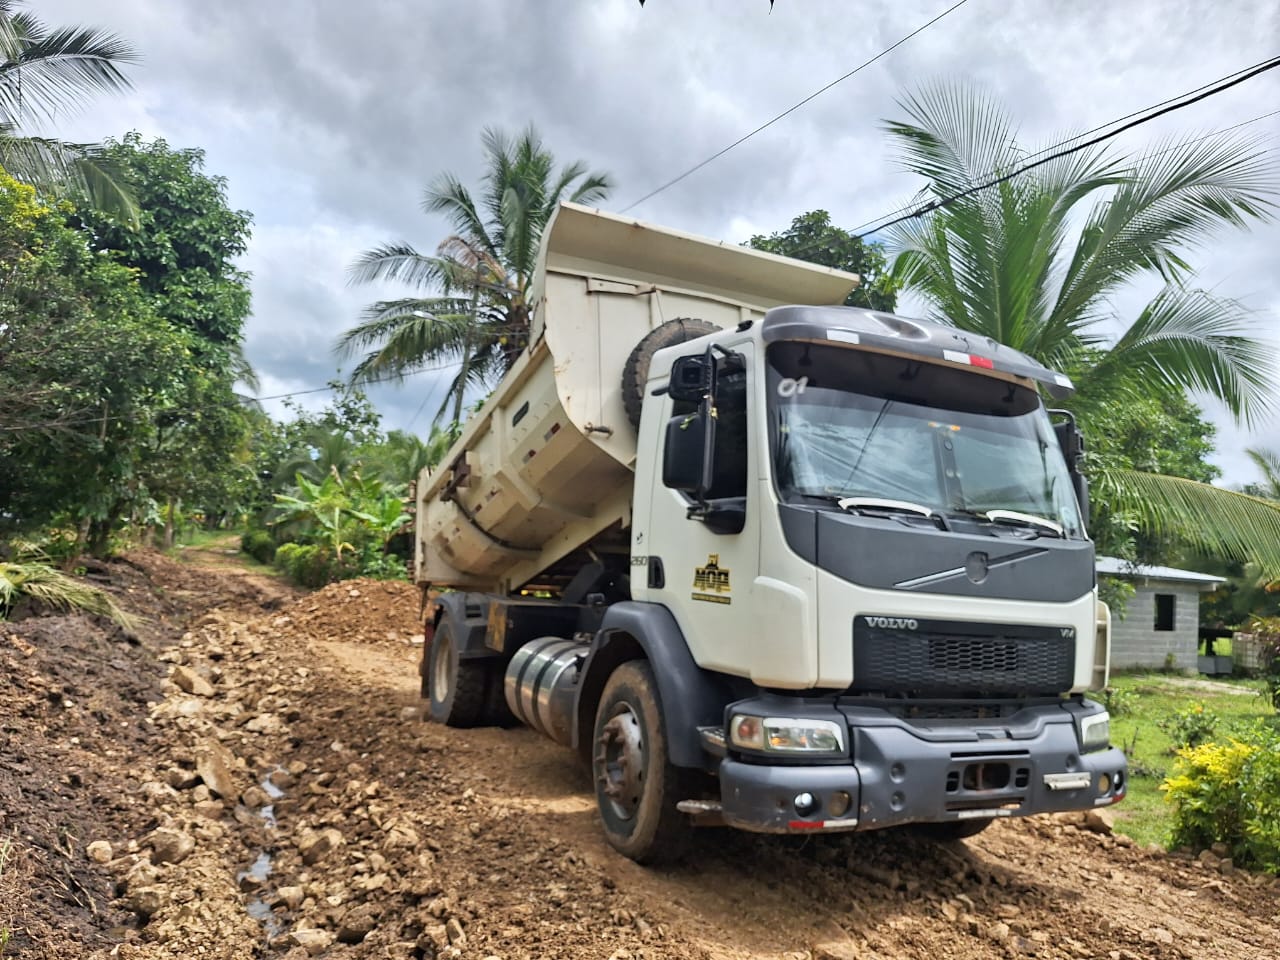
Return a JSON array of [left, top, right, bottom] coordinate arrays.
[[272, 469, 356, 559]]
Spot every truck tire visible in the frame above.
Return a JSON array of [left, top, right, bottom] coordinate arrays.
[[908, 817, 994, 842], [621, 318, 721, 430], [591, 660, 690, 863], [426, 618, 487, 727]]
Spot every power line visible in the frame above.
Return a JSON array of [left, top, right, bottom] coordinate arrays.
[[619, 0, 970, 213], [837, 58, 1280, 240], [852, 55, 1280, 240], [0, 359, 464, 435]]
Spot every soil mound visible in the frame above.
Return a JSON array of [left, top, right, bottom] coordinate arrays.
[[273, 579, 422, 646]]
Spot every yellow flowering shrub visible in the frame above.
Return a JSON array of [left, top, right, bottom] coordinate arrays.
[[1163, 726, 1280, 873]]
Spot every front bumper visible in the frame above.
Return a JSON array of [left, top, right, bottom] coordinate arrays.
[[717, 706, 1126, 834]]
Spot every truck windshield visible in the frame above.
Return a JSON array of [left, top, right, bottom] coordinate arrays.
[[766, 341, 1084, 537]]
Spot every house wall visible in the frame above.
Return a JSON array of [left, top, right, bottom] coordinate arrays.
[[1110, 581, 1201, 671]]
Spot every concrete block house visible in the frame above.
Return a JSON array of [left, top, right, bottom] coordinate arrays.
[[1096, 557, 1225, 672]]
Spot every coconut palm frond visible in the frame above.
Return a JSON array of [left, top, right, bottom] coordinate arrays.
[[1080, 286, 1274, 428], [1099, 468, 1280, 578], [0, 561, 138, 628]]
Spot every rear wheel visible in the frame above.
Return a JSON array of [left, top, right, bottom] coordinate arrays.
[[426, 618, 488, 727], [592, 661, 690, 863]]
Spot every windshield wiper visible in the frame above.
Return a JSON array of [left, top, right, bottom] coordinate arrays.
[[835, 497, 950, 530], [837, 496, 935, 518], [980, 509, 1065, 538]]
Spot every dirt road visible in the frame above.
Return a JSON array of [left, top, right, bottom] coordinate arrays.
[[2, 549, 1278, 959]]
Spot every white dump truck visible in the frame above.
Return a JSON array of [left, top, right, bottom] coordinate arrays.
[[413, 202, 1125, 863]]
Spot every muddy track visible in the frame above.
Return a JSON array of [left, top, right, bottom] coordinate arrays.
[[3, 552, 1279, 959]]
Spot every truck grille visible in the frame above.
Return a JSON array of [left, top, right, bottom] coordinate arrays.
[[851, 618, 1075, 696]]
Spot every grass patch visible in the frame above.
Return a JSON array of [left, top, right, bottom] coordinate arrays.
[[1107, 672, 1275, 849]]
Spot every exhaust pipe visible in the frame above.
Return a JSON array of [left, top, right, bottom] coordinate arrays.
[[504, 638, 586, 747]]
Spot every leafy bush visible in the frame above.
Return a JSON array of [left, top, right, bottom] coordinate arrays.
[[1164, 723, 1280, 873], [273, 543, 341, 588], [1102, 686, 1136, 716], [240, 528, 277, 565], [356, 545, 408, 582], [1159, 702, 1218, 750]]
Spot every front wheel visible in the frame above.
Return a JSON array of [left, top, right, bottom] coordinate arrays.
[[591, 661, 690, 864]]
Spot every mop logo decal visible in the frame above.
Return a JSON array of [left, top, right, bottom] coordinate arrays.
[[692, 555, 732, 604]]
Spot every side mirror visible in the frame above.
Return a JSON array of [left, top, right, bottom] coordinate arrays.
[[668, 356, 710, 403], [663, 411, 714, 495]]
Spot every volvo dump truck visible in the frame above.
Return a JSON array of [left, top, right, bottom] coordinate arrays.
[[413, 202, 1125, 863]]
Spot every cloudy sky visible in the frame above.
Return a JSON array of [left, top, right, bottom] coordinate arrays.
[[39, 0, 1280, 485]]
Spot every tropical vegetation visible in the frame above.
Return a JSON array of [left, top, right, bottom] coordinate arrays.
[[878, 82, 1280, 574], [339, 125, 612, 423], [746, 209, 898, 311]]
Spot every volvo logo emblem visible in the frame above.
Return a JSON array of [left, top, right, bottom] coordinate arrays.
[[864, 616, 918, 630], [965, 551, 990, 584]]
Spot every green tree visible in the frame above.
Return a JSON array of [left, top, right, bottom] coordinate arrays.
[[339, 125, 612, 423], [77, 133, 256, 540], [0, 168, 192, 553], [746, 210, 897, 311], [0, 1, 138, 219], [80, 132, 253, 349], [882, 82, 1280, 573]]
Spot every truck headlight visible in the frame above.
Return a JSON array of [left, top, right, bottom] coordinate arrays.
[[1079, 711, 1110, 752], [730, 715, 845, 755]]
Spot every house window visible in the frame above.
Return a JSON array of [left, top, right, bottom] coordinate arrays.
[[1154, 593, 1176, 632]]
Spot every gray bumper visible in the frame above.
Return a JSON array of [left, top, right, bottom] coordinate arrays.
[[718, 710, 1126, 834]]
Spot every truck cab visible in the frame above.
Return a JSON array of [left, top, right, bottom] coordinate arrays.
[[627, 307, 1123, 838]]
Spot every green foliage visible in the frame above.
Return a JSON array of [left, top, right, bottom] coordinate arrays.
[[1101, 685, 1136, 717], [273, 542, 340, 588], [269, 465, 411, 587], [1098, 575, 1136, 622], [239, 528, 277, 566], [0, 168, 192, 550], [340, 125, 613, 423], [79, 132, 253, 348], [746, 210, 897, 311], [0, 559, 136, 628], [1158, 702, 1219, 750], [1163, 723, 1280, 873]]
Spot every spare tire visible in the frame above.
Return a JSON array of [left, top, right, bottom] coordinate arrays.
[[621, 318, 721, 430]]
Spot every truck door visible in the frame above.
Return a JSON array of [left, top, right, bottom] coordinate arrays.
[[645, 343, 761, 677]]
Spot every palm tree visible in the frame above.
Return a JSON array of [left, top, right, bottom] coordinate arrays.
[[0, 1, 139, 220], [883, 82, 1280, 573], [338, 126, 612, 423]]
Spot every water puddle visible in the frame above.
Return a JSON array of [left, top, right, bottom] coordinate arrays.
[[239, 767, 289, 939]]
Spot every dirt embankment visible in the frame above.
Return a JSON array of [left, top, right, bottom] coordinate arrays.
[[2, 550, 1279, 959]]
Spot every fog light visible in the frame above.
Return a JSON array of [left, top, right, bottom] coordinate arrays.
[[1098, 773, 1111, 794], [828, 790, 852, 817], [794, 792, 819, 816]]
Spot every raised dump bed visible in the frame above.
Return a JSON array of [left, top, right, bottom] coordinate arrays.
[[413, 202, 858, 593]]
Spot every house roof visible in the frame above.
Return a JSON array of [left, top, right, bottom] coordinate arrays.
[[1096, 556, 1227, 589]]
